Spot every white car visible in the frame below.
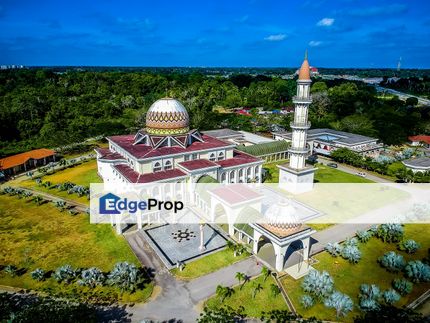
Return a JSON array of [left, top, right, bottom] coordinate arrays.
[[356, 172, 367, 177]]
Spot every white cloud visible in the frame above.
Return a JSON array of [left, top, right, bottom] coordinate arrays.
[[317, 18, 334, 27], [264, 34, 287, 41], [309, 40, 322, 47]]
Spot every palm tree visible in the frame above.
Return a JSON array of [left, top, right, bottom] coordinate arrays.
[[252, 283, 263, 299], [216, 285, 234, 302], [262, 267, 271, 282], [235, 272, 246, 289], [270, 284, 281, 297]]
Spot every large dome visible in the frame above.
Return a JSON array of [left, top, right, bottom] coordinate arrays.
[[264, 199, 302, 232], [146, 98, 190, 135]]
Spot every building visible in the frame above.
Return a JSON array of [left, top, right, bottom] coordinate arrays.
[[203, 129, 274, 146], [96, 99, 264, 184], [409, 135, 430, 148], [402, 157, 430, 173], [273, 128, 383, 157], [0, 148, 56, 176], [277, 52, 316, 194]]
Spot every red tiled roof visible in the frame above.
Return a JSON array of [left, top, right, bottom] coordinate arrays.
[[210, 184, 263, 205], [95, 148, 125, 161], [107, 134, 232, 159], [113, 164, 187, 183], [215, 150, 261, 168], [178, 159, 219, 171], [0, 148, 55, 170], [409, 135, 430, 145]]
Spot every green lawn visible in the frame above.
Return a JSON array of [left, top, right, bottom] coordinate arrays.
[[0, 194, 153, 303], [205, 274, 287, 318], [18, 160, 101, 205], [281, 224, 430, 322], [171, 248, 249, 280]]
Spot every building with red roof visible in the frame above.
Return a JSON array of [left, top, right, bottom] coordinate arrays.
[[0, 148, 56, 176], [409, 135, 430, 148], [96, 98, 263, 184]]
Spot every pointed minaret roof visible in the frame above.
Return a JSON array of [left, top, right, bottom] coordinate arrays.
[[298, 50, 310, 80]]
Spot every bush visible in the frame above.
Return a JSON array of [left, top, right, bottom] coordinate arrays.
[[300, 295, 314, 309], [301, 270, 334, 301], [343, 237, 358, 247], [324, 291, 353, 318], [382, 289, 400, 305], [78, 267, 105, 288], [356, 230, 372, 243], [53, 264, 77, 283], [30, 268, 45, 281], [377, 224, 404, 243], [325, 242, 342, 257], [398, 239, 420, 254], [359, 298, 380, 312], [4, 265, 17, 277], [108, 262, 142, 292], [404, 260, 430, 283], [378, 251, 405, 272], [341, 245, 361, 264], [392, 278, 413, 296]]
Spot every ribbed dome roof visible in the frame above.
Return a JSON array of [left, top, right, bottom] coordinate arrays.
[[146, 98, 190, 135], [264, 199, 302, 232]]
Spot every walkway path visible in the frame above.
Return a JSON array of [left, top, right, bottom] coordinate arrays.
[[125, 230, 262, 322]]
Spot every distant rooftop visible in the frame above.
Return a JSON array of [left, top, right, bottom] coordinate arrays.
[[402, 157, 430, 169], [202, 128, 243, 139]]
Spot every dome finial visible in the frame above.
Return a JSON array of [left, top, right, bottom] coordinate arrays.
[[304, 49, 308, 60]]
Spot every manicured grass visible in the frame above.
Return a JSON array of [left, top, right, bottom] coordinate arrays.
[[205, 275, 287, 318], [314, 164, 373, 183], [280, 224, 430, 322], [0, 194, 152, 303], [171, 248, 249, 280], [263, 162, 282, 183], [19, 160, 101, 205]]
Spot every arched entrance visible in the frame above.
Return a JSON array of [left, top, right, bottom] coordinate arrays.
[[256, 236, 276, 269], [213, 203, 228, 233], [284, 240, 304, 268]]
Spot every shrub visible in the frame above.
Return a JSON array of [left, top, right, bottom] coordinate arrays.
[[377, 224, 404, 243], [398, 239, 420, 254], [392, 278, 413, 295], [78, 267, 105, 288], [30, 268, 45, 281], [300, 295, 314, 309], [382, 289, 400, 305], [404, 260, 430, 283], [325, 242, 342, 257], [108, 262, 142, 292], [359, 298, 380, 312], [341, 245, 361, 264], [324, 291, 354, 318], [356, 230, 372, 243], [359, 283, 381, 311], [4, 265, 17, 277], [343, 237, 358, 247], [378, 251, 405, 272], [301, 270, 334, 301], [53, 264, 77, 283]]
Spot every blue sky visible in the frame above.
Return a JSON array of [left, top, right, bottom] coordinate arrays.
[[0, 0, 429, 68]]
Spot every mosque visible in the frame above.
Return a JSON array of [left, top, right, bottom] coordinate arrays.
[[96, 54, 318, 275]]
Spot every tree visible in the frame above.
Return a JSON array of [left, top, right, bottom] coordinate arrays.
[[235, 272, 246, 290], [392, 278, 413, 296], [302, 270, 334, 301], [31, 268, 45, 281], [341, 245, 361, 264], [261, 310, 319, 323], [324, 291, 354, 318], [377, 224, 404, 243], [53, 264, 76, 283], [378, 251, 406, 272], [215, 285, 234, 302], [270, 284, 281, 297], [404, 260, 430, 282], [339, 114, 377, 137], [198, 306, 245, 323], [354, 305, 424, 322], [356, 230, 373, 243], [252, 283, 263, 299], [406, 97, 418, 106], [359, 284, 381, 311], [382, 289, 400, 305], [311, 81, 328, 93], [261, 267, 271, 282], [107, 262, 142, 292], [325, 242, 342, 257], [398, 239, 421, 254]]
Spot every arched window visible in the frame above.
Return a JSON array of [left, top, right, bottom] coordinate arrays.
[[209, 153, 216, 162], [239, 169, 244, 178], [221, 172, 226, 182], [153, 162, 162, 172], [229, 171, 235, 183], [247, 167, 252, 176], [218, 152, 224, 161], [164, 160, 172, 170]]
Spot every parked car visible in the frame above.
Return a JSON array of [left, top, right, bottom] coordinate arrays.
[[327, 162, 338, 168], [356, 172, 367, 177]]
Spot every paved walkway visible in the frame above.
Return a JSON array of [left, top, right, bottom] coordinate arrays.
[[125, 230, 262, 322]]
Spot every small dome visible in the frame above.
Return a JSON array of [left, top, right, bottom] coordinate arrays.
[[264, 199, 302, 231], [146, 98, 190, 135]]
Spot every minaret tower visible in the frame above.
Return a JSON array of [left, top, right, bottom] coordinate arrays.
[[278, 51, 316, 193]]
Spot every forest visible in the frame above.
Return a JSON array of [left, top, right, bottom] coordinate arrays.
[[0, 69, 429, 157]]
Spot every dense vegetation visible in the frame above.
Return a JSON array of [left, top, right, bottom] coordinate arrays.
[[381, 76, 430, 97], [1, 69, 429, 157]]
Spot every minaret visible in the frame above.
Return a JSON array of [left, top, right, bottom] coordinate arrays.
[[278, 51, 316, 193]]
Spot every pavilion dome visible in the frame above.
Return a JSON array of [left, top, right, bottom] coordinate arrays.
[[264, 199, 302, 232], [146, 98, 190, 135]]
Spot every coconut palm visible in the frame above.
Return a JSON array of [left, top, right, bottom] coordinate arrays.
[[216, 285, 234, 302], [261, 267, 271, 282], [252, 283, 263, 299]]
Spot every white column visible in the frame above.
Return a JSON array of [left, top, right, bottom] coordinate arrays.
[[199, 224, 206, 251], [253, 230, 262, 254], [302, 237, 310, 261], [137, 212, 142, 230], [115, 214, 122, 234]]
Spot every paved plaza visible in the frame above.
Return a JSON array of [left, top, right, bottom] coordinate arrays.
[[142, 213, 228, 269]]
